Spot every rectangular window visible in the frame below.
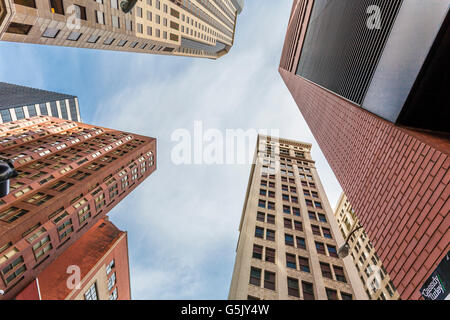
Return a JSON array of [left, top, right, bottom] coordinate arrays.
[[316, 242, 326, 254], [266, 229, 275, 241], [333, 266, 347, 283], [284, 218, 292, 229], [311, 225, 321, 236], [322, 228, 332, 239], [287, 277, 300, 297], [256, 212, 265, 222], [294, 221, 303, 231], [298, 256, 310, 273], [42, 27, 60, 38], [326, 288, 338, 300], [292, 207, 300, 216], [50, 0, 64, 14], [265, 248, 275, 263], [264, 271, 275, 290], [255, 227, 264, 239], [285, 234, 294, 246], [318, 213, 327, 222], [286, 253, 296, 269], [252, 244, 263, 260], [327, 245, 338, 258], [302, 282, 314, 300], [296, 237, 306, 249], [249, 267, 261, 286], [84, 283, 98, 300], [320, 262, 333, 279], [266, 214, 275, 224]]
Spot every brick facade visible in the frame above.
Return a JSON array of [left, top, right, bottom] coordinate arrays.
[[279, 0, 449, 300]]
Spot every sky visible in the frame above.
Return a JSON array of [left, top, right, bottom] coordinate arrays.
[[0, 1, 343, 299]]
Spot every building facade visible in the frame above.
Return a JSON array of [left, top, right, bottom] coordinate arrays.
[[334, 193, 400, 300], [228, 135, 366, 300], [0, 0, 243, 59], [279, 0, 449, 299], [0, 115, 156, 300], [15, 218, 131, 300], [0, 82, 81, 124]]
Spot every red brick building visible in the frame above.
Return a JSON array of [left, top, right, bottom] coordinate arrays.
[[279, 0, 449, 299], [0, 116, 156, 299], [16, 218, 131, 300]]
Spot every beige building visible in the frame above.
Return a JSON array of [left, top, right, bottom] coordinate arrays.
[[0, 0, 243, 59], [334, 193, 400, 300], [229, 135, 367, 300]]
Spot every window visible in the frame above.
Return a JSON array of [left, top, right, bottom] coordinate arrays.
[[42, 27, 60, 38], [109, 288, 118, 300], [73, 4, 86, 20], [266, 229, 275, 241], [50, 0, 64, 14], [296, 237, 306, 249], [302, 282, 315, 300], [298, 256, 310, 273], [326, 288, 338, 300], [259, 189, 266, 196], [286, 253, 296, 269], [264, 271, 275, 290], [96, 10, 105, 24], [106, 259, 115, 275], [249, 267, 261, 286], [247, 295, 260, 300], [267, 202, 275, 210], [284, 218, 292, 229], [311, 225, 321, 236], [308, 211, 316, 220], [287, 277, 300, 297], [322, 228, 332, 239], [265, 248, 275, 263], [318, 213, 327, 222], [320, 262, 333, 279], [341, 292, 353, 300], [110, 0, 118, 9], [258, 200, 265, 208], [333, 266, 346, 283], [255, 227, 264, 239], [306, 199, 313, 207], [107, 272, 116, 290], [285, 234, 294, 246], [327, 245, 338, 258], [25, 193, 53, 206], [292, 207, 300, 216], [15, 107, 25, 119], [266, 214, 275, 224], [252, 244, 263, 260], [84, 283, 98, 300], [87, 34, 100, 43], [314, 201, 323, 209], [294, 221, 303, 232], [256, 212, 265, 222], [316, 242, 326, 254]]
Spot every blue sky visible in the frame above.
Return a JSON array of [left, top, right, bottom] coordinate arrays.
[[0, 1, 343, 299]]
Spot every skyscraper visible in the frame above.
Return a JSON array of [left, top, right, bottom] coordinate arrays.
[[279, 0, 449, 299], [0, 115, 156, 300], [15, 218, 131, 300], [228, 135, 366, 300], [0, 0, 244, 59], [0, 82, 81, 124], [334, 193, 400, 300]]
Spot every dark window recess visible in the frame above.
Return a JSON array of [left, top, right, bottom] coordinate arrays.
[[13, 0, 36, 8], [264, 271, 275, 290], [50, 0, 64, 15], [6, 22, 32, 35], [296, 0, 403, 105]]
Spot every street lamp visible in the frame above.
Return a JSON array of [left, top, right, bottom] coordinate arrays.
[[0, 158, 18, 198], [120, 0, 138, 13], [338, 225, 364, 259]]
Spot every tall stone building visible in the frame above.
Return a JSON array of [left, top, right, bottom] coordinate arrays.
[[229, 135, 366, 300], [0, 115, 156, 299], [0, 82, 81, 124], [279, 0, 449, 299], [0, 0, 244, 59], [334, 193, 400, 300]]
